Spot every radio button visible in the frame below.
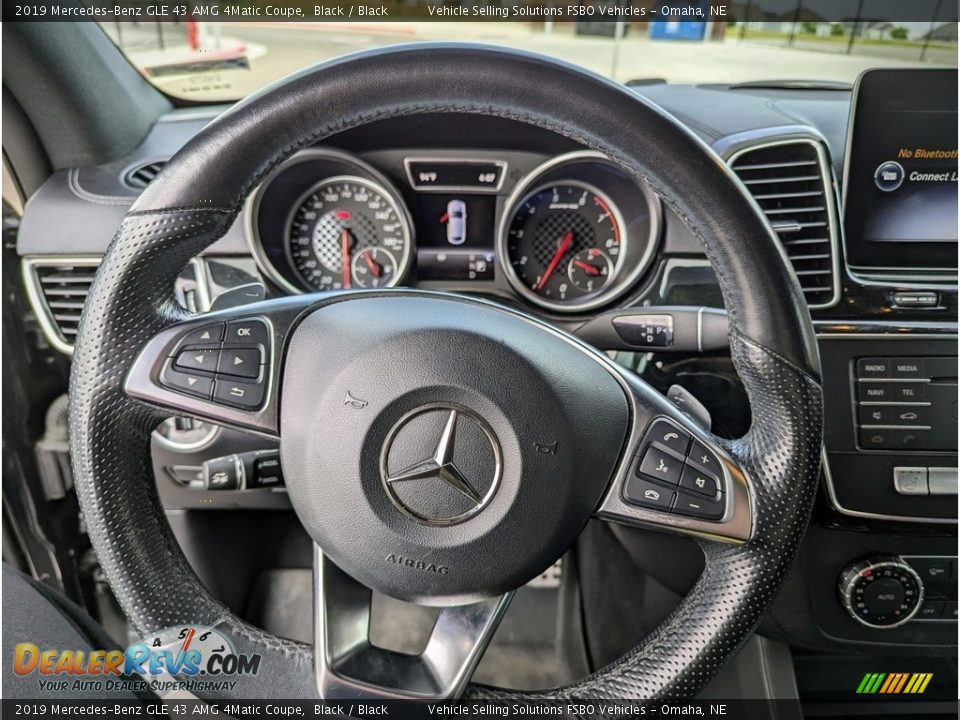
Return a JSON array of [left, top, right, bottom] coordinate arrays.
[[857, 358, 891, 379]]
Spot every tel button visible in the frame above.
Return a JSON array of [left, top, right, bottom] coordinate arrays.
[[646, 419, 690, 455], [623, 477, 675, 511]]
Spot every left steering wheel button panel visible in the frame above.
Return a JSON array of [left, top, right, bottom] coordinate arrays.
[[158, 319, 270, 410]]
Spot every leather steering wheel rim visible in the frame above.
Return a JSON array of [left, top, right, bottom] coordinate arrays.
[[69, 44, 823, 700]]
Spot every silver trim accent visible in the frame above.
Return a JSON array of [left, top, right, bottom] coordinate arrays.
[[821, 449, 957, 525], [244, 148, 415, 295], [313, 547, 512, 699], [724, 135, 842, 310], [22, 255, 101, 355], [840, 69, 959, 288], [839, 558, 924, 629], [23, 256, 212, 356], [402, 156, 507, 193], [860, 424, 932, 430], [496, 150, 661, 313], [151, 418, 220, 453], [856, 378, 930, 383]]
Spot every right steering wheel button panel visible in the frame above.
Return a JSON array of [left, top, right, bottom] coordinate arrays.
[[624, 417, 727, 520]]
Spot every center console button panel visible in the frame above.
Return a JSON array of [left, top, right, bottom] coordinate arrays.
[[854, 355, 957, 451]]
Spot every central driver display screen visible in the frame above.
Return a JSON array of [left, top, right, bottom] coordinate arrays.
[[843, 68, 958, 271]]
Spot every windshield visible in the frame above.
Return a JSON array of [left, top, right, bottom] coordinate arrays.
[[100, 19, 957, 102]]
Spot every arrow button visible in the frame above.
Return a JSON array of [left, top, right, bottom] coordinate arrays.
[[174, 348, 220, 373], [160, 365, 213, 399], [217, 347, 262, 379]]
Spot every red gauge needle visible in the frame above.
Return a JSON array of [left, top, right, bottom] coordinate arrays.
[[535, 232, 573, 291], [363, 251, 382, 277], [573, 259, 601, 276], [340, 228, 351, 289]]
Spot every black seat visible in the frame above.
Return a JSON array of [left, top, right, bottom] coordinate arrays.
[[2, 563, 147, 699]]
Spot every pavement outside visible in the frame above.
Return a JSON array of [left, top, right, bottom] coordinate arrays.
[[105, 22, 957, 102]]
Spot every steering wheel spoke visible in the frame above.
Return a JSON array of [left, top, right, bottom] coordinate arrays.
[[124, 295, 318, 437], [314, 548, 512, 700], [592, 366, 754, 544]]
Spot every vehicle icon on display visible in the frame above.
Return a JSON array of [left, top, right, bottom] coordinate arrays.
[[441, 199, 468, 245]]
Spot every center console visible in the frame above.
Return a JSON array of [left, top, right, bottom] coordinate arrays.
[[802, 68, 959, 648]]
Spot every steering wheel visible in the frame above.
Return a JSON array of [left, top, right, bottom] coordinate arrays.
[[69, 45, 823, 701]]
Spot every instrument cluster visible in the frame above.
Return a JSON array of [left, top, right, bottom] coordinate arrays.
[[246, 148, 661, 313]]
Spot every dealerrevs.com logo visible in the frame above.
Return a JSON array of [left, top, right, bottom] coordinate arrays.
[[13, 626, 261, 694]]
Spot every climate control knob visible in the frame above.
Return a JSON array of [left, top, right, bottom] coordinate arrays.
[[838, 556, 924, 629]]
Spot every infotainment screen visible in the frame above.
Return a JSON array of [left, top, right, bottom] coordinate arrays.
[[843, 68, 958, 272]]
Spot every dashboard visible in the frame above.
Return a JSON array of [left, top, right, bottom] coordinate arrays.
[[246, 147, 660, 313], [14, 70, 959, 668]]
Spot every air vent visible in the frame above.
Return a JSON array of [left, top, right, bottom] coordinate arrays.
[[123, 160, 167, 189], [24, 259, 100, 354], [730, 141, 839, 308]]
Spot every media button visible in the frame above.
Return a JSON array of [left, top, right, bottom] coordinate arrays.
[[890, 358, 924, 379]]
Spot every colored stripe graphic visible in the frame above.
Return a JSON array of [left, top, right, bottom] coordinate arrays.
[[857, 672, 932, 694]]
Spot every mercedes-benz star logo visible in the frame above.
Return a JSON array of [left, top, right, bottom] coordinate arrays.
[[380, 405, 502, 526]]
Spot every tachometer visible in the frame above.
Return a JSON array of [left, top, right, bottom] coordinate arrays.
[[285, 176, 412, 291], [503, 181, 625, 309]]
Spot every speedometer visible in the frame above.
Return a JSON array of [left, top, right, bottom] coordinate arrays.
[[286, 176, 412, 291], [503, 181, 626, 309]]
